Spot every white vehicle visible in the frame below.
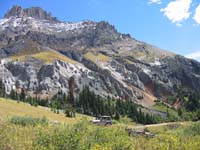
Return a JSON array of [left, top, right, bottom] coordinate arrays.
[[91, 116, 112, 126]]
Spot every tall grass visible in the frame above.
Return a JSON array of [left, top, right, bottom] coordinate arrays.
[[184, 122, 200, 136], [1, 119, 200, 150], [9, 116, 48, 126], [33, 121, 135, 150]]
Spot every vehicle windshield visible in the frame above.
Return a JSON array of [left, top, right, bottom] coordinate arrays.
[[95, 116, 111, 120], [96, 116, 101, 120], [101, 116, 111, 120]]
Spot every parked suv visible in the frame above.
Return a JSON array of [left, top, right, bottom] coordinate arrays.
[[91, 116, 112, 126]]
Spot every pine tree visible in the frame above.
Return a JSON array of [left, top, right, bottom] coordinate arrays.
[[10, 89, 17, 100], [114, 111, 120, 120], [0, 79, 6, 97], [65, 104, 75, 117], [20, 88, 26, 101], [68, 76, 75, 106]]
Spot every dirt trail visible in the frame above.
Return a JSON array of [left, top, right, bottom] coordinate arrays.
[[132, 122, 185, 129]]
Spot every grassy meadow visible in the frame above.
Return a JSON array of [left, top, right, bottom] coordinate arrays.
[[84, 52, 111, 63], [0, 97, 91, 123], [0, 97, 200, 150], [9, 50, 78, 64]]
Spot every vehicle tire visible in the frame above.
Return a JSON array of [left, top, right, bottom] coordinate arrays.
[[105, 122, 112, 126]]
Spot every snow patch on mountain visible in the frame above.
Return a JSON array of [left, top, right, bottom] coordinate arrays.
[[0, 16, 97, 35]]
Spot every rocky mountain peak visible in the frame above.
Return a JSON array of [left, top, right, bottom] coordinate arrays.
[[96, 21, 117, 32], [4, 5, 59, 22], [4, 5, 23, 18]]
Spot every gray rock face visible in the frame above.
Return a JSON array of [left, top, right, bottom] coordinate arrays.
[[4, 6, 24, 18], [4, 5, 59, 22], [0, 6, 200, 106], [2, 58, 141, 100]]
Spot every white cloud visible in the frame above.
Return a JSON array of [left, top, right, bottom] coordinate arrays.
[[160, 0, 192, 25], [176, 23, 183, 27], [148, 0, 161, 4], [193, 4, 200, 24], [185, 51, 200, 60]]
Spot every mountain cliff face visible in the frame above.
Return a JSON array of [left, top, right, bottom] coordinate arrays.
[[0, 6, 200, 107], [4, 5, 59, 22]]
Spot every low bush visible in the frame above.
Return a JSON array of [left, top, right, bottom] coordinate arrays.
[[9, 116, 48, 126], [1, 119, 200, 150], [184, 122, 200, 136], [33, 121, 135, 150]]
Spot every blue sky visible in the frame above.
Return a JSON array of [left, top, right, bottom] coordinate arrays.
[[1, 0, 200, 60]]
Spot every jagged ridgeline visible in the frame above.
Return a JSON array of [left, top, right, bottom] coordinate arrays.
[[1, 5, 200, 109]]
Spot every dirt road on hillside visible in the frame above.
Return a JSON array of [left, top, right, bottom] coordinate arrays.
[[133, 122, 185, 129]]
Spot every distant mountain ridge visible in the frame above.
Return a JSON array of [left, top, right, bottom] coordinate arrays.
[[0, 6, 200, 107]]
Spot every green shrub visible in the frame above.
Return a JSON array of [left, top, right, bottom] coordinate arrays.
[[33, 121, 135, 150], [167, 96, 176, 104], [184, 122, 200, 136], [9, 116, 48, 126], [65, 104, 76, 117]]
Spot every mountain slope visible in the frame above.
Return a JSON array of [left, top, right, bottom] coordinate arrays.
[[0, 6, 200, 107], [0, 97, 91, 123]]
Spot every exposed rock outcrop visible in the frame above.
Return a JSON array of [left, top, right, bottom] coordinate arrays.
[[4, 5, 59, 22]]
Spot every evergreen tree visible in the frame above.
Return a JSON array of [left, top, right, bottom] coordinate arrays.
[[68, 76, 75, 106], [65, 104, 75, 117], [0, 79, 6, 97], [9, 89, 18, 100], [20, 88, 26, 101], [76, 85, 159, 124], [114, 111, 120, 120], [178, 108, 183, 116]]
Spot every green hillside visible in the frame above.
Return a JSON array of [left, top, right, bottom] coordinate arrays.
[[9, 50, 78, 64]]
